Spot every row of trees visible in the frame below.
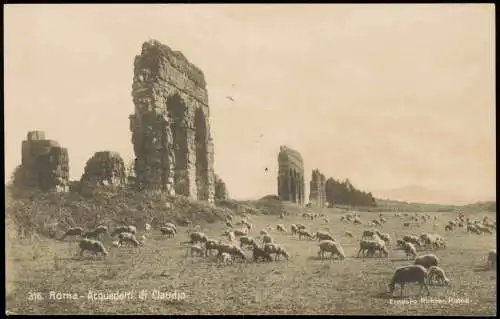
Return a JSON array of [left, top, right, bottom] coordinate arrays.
[[324, 178, 376, 207]]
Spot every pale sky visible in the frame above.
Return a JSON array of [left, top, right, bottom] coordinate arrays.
[[4, 4, 496, 202]]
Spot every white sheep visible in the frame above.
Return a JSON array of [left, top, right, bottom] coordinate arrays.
[[111, 225, 137, 237], [298, 229, 314, 240], [111, 240, 120, 248], [160, 226, 176, 238], [118, 232, 141, 247], [219, 252, 233, 265], [402, 241, 417, 259], [375, 231, 391, 247], [276, 224, 287, 233], [216, 243, 247, 262], [189, 231, 208, 244], [388, 265, 430, 297], [290, 224, 298, 235], [164, 223, 177, 233], [318, 240, 345, 261], [263, 243, 289, 261], [79, 238, 108, 257], [428, 266, 450, 285], [414, 253, 439, 269]]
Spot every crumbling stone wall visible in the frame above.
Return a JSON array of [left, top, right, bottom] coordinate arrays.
[[277, 145, 305, 206], [309, 169, 326, 208], [130, 39, 215, 202], [18, 131, 69, 192], [80, 151, 126, 187]]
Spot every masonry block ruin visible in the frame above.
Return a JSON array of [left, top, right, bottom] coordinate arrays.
[[129, 39, 215, 202], [309, 169, 327, 208], [277, 145, 305, 206], [80, 151, 126, 187], [19, 131, 69, 192]]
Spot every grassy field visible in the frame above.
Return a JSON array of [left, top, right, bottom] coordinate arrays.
[[5, 202, 497, 315]]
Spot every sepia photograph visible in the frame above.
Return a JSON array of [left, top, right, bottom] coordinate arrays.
[[4, 3, 496, 315]]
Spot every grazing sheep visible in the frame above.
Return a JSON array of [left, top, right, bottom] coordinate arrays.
[[252, 242, 273, 262], [164, 223, 177, 233], [60, 227, 85, 240], [487, 250, 496, 269], [428, 266, 450, 285], [111, 225, 137, 237], [216, 243, 247, 262], [290, 224, 298, 235], [219, 252, 233, 265], [189, 232, 208, 244], [262, 234, 273, 245], [296, 224, 307, 230], [276, 224, 287, 233], [318, 240, 345, 261], [357, 240, 387, 258], [298, 229, 314, 240], [233, 229, 248, 237], [239, 236, 256, 249], [263, 243, 289, 261], [414, 254, 439, 269], [372, 219, 381, 226], [118, 232, 141, 247], [344, 231, 353, 238], [445, 224, 454, 231], [160, 226, 176, 238], [388, 265, 430, 297], [79, 239, 108, 257], [466, 224, 481, 234], [316, 231, 335, 242], [403, 235, 422, 248], [402, 242, 418, 259], [375, 231, 391, 246]]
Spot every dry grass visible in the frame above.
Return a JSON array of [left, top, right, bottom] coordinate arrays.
[[5, 207, 496, 315]]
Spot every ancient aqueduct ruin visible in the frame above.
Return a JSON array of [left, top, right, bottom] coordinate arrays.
[[15, 39, 328, 206]]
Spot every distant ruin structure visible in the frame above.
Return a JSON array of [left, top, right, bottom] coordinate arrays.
[[309, 169, 326, 208], [80, 151, 126, 187], [277, 145, 305, 206], [129, 39, 215, 202], [19, 131, 69, 192]]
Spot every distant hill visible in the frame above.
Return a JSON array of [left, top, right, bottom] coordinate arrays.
[[371, 184, 492, 205]]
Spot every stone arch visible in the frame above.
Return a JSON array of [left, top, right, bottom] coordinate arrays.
[[194, 107, 209, 200], [166, 93, 189, 196]]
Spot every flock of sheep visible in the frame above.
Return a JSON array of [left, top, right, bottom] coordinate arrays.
[[56, 208, 496, 298]]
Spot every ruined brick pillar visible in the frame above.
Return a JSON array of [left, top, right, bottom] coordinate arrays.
[[309, 169, 326, 208], [19, 131, 69, 192], [80, 151, 126, 187], [130, 39, 215, 202], [277, 145, 305, 207]]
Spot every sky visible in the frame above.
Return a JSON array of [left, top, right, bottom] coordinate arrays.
[[4, 4, 496, 202]]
